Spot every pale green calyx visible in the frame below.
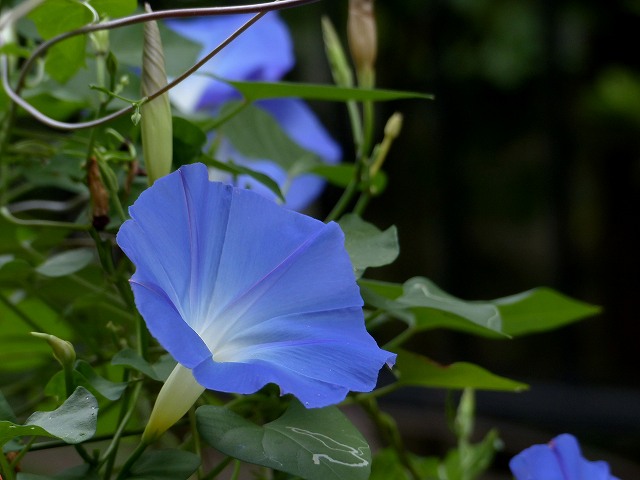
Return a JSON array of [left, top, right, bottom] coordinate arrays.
[[142, 363, 205, 443]]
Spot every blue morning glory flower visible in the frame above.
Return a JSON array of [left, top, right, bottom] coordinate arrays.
[[116, 163, 394, 438], [165, 13, 341, 210], [509, 434, 620, 480]]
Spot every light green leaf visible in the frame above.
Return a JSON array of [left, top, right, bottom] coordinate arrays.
[[495, 287, 601, 336], [127, 450, 200, 480], [0, 387, 97, 446], [197, 400, 371, 480], [339, 214, 399, 278], [217, 103, 320, 174], [395, 350, 527, 392], [36, 249, 94, 277], [221, 79, 434, 102], [362, 279, 600, 338]]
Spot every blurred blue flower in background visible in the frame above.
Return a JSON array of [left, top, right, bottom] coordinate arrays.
[[166, 14, 341, 210], [510, 433, 620, 480], [117, 163, 394, 422]]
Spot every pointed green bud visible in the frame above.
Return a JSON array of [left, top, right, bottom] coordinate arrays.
[[31, 332, 76, 368], [142, 364, 205, 443], [141, 3, 172, 184], [321, 16, 354, 88]]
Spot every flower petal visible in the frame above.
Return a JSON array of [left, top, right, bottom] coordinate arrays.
[[509, 434, 620, 480], [117, 163, 395, 407], [166, 13, 293, 111]]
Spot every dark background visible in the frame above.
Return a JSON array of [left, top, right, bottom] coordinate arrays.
[[283, 0, 640, 477]]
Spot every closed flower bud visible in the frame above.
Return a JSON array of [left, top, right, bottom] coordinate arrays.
[[348, 0, 377, 77], [321, 16, 354, 88], [31, 332, 76, 369], [141, 3, 172, 184]]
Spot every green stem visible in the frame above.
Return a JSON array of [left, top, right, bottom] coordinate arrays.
[[100, 379, 143, 478], [114, 438, 150, 480], [357, 397, 421, 480], [201, 457, 233, 480], [0, 450, 15, 480], [229, 460, 242, 480], [383, 326, 415, 351], [0, 292, 43, 330], [1, 206, 91, 231]]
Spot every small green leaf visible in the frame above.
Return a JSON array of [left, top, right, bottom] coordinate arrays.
[[221, 79, 434, 102], [197, 400, 371, 480], [0, 387, 97, 446], [394, 350, 527, 392], [495, 287, 601, 336], [127, 450, 200, 480], [339, 214, 399, 278], [36, 249, 94, 277]]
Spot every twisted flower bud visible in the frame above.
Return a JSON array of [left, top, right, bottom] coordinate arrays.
[[141, 3, 172, 184], [348, 0, 377, 82]]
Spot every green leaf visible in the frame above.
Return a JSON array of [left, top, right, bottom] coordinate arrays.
[[173, 117, 207, 166], [0, 387, 97, 446], [0, 391, 17, 423], [204, 156, 286, 203], [127, 450, 200, 480], [90, 0, 136, 18], [28, 0, 94, 83], [197, 400, 371, 480], [394, 350, 527, 392], [495, 287, 601, 336], [339, 214, 399, 278], [36, 248, 94, 277], [217, 103, 320, 174], [111, 348, 175, 381], [221, 79, 434, 102], [360, 277, 505, 336], [75, 360, 127, 401]]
